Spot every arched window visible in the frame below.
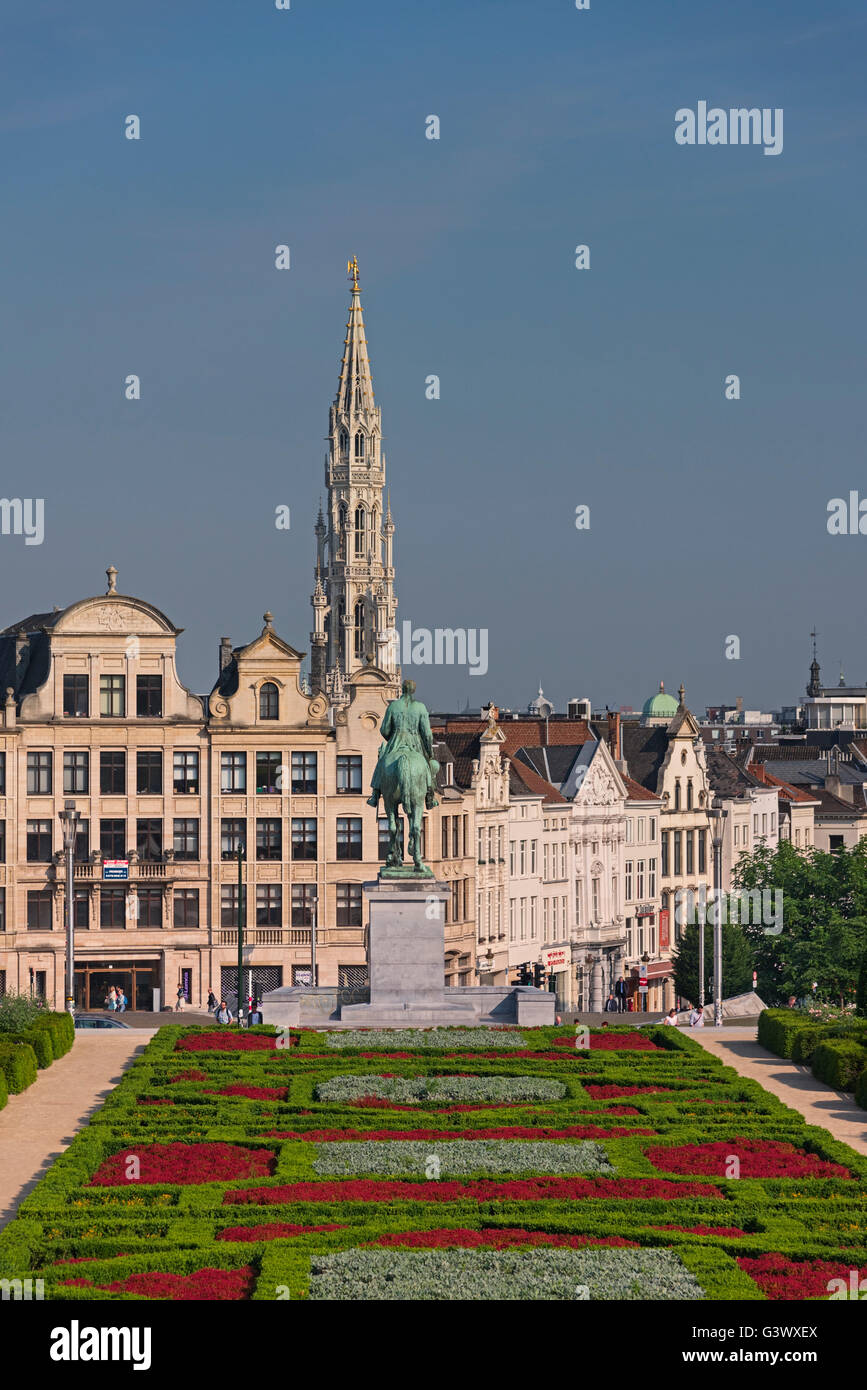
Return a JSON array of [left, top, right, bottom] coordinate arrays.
[[259, 682, 279, 720], [354, 431, 365, 462], [354, 505, 366, 557], [687, 779, 693, 810], [337, 503, 347, 559], [339, 430, 349, 462], [354, 599, 365, 659]]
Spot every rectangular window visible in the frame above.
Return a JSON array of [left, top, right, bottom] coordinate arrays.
[[73, 889, 89, 929], [560, 843, 567, 878], [27, 889, 53, 930], [0, 821, 4, 863], [256, 817, 281, 860], [771, 813, 776, 833], [625, 860, 633, 900], [100, 819, 126, 859], [636, 860, 645, 899], [673, 831, 682, 877], [626, 818, 633, 844], [137, 818, 162, 861], [335, 881, 362, 927], [530, 840, 537, 874], [650, 818, 657, 842], [291, 884, 317, 927], [100, 674, 125, 717], [575, 882, 581, 926], [63, 750, 89, 794], [100, 750, 126, 795], [0, 752, 5, 795], [173, 889, 199, 929], [336, 817, 362, 860], [173, 751, 199, 795], [291, 751, 317, 794], [27, 751, 52, 795], [753, 814, 759, 835], [74, 821, 90, 862], [256, 883, 282, 926], [591, 878, 600, 918], [638, 817, 645, 843], [291, 817, 317, 860], [26, 819, 52, 862], [649, 857, 656, 897], [661, 831, 669, 877], [221, 818, 245, 859], [136, 888, 163, 927], [698, 829, 706, 874], [136, 675, 162, 717], [543, 843, 549, 878], [256, 751, 282, 794], [220, 884, 246, 927], [336, 754, 362, 794], [509, 842, 515, 874], [63, 674, 89, 717], [441, 817, 449, 860], [100, 887, 126, 929], [734, 823, 740, 846], [173, 818, 199, 860], [686, 829, 694, 875], [509, 899, 515, 941], [221, 751, 246, 793], [761, 813, 767, 834], [136, 750, 162, 795]]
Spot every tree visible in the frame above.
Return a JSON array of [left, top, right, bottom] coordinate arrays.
[[672, 921, 754, 1006], [733, 839, 867, 1006], [857, 951, 867, 1019]]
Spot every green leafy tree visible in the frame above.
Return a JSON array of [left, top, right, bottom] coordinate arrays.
[[857, 951, 867, 1019], [672, 921, 754, 1006], [734, 839, 867, 1006]]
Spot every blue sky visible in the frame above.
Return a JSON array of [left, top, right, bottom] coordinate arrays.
[[1, 0, 865, 712]]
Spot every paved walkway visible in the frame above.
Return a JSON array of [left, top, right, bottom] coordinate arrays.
[[0, 1032, 154, 1228], [688, 1026, 867, 1156]]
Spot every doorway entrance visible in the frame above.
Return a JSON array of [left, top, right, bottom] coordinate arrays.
[[75, 961, 159, 1011]]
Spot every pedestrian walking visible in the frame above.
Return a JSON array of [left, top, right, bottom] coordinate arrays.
[[604, 991, 618, 1013], [207, 989, 217, 1013], [662, 1007, 679, 1026], [214, 1000, 232, 1025], [248, 1001, 264, 1026], [689, 1005, 705, 1028], [175, 985, 185, 1012], [105, 987, 117, 1012], [614, 977, 628, 1014], [116, 989, 127, 1014]]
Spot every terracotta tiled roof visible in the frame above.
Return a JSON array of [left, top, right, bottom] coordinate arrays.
[[749, 764, 819, 805], [508, 759, 567, 805], [622, 775, 660, 802]]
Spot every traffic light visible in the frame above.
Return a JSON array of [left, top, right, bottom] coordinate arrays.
[[518, 964, 531, 986], [533, 963, 545, 989]]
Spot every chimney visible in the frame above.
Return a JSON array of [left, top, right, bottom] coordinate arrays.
[[736, 696, 743, 714], [607, 710, 621, 761], [219, 637, 232, 671]]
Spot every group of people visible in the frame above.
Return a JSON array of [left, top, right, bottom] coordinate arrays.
[[662, 1005, 705, 1027], [603, 978, 633, 1013], [103, 986, 127, 1013], [205, 988, 264, 1027]]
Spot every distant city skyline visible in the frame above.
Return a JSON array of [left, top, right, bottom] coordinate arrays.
[[2, 0, 865, 714]]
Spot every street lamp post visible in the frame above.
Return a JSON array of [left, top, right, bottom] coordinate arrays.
[[310, 884, 318, 988], [697, 885, 705, 1011], [236, 842, 245, 1026], [711, 800, 725, 1027], [58, 800, 80, 1016]]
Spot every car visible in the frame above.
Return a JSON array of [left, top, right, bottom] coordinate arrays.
[[74, 1014, 131, 1029]]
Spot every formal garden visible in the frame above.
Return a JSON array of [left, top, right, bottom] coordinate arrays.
[[0, 1021, 866, 1300]]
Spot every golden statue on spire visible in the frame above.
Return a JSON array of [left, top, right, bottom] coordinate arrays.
[[347, 255, 360, 289]]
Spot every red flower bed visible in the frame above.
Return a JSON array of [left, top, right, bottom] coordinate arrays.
[[175, 1033, 277, 1052], [170, 1069, 207, 1083], [370, 1228, 639, 1249], [737, 1253, 867, 1300], [139, 1097, 175, 1106], [89, 1142, 275, 1187], [552, 1034, 659, 1051], [646, 1137, 851, 1180], [260, 1124, 655, 1142], [60, 1266, 255, 1300], [225, 1176, 721, 1205], [575, 1106, 642, 1117], [585, 1085, 673, 1099], [652, 1224, 747, 1238], [204, 1085, 288, 1101], [217, 1223, 346, 1242]]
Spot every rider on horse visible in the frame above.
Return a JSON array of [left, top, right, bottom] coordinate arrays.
[[367, 679, 439, 813]]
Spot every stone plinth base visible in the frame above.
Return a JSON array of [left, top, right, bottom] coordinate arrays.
[[263, 875, 555, 1029]]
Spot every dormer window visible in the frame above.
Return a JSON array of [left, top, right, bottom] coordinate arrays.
[[259, 682, 279, 721]]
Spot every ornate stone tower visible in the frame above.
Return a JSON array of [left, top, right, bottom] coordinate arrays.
[[310, 258, 399, 702]]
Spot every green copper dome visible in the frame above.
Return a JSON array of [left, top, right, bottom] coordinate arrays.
[[642, 681, 679, 719]]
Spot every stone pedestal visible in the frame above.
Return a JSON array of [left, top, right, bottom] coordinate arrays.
[[263, 874, 556, 1029]]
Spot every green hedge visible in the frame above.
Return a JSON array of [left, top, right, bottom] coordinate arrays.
[[8, 1027, 54, 1069], [757, 1008, 814, 1059], [855, 1069, 867, 1111], [0, 1039, 38, 1093], [811, 1039, 867, 1092], [0, 1065, 7, 1110]]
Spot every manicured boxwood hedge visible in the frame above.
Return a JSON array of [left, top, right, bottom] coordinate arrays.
[[812, 1039, 867, 1092], [0, 1039, 38, 1093], [1, 1021, 866, 1300]]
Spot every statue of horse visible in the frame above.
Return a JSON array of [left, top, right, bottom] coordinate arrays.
[[379, 744, 431, 872]]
